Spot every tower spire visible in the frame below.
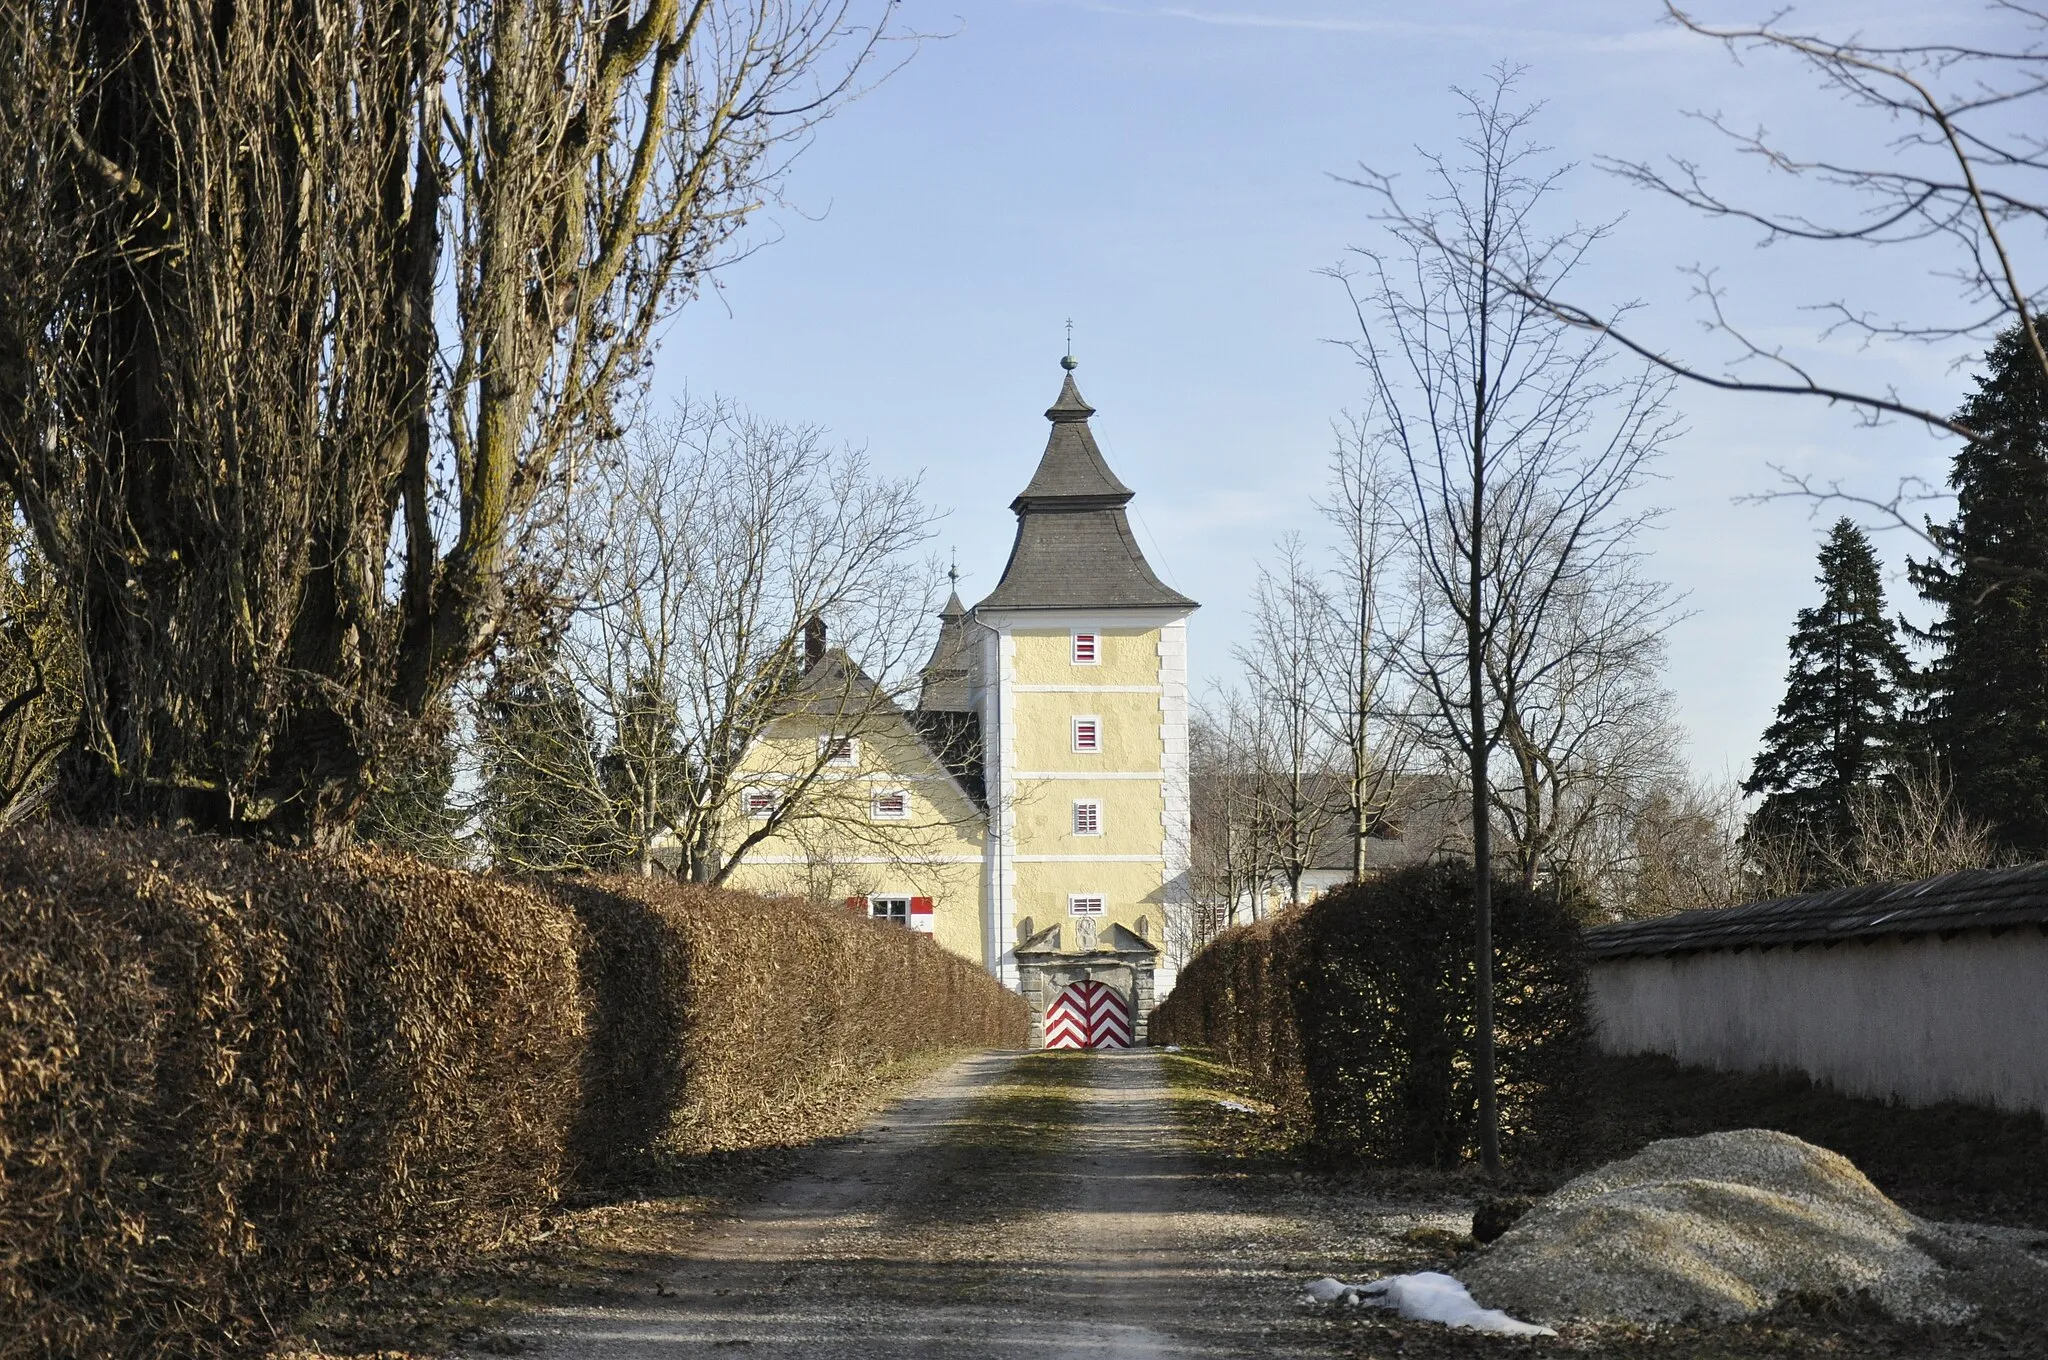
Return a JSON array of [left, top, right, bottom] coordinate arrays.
[[973, 362, 1195, 613]]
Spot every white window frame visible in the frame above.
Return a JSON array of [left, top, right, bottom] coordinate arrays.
[[1068, 894, 1105, 918], [1072, 715, 1101, 753], [1071, 630, 1100, 665], [870, 788, 910, 821], [819, 734, 859, 767], [868, 895, 911, 926], [742, 788, 778, 820], [1072, 799, 1103, 836]]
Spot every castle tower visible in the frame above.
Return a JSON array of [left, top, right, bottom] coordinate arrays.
[[972, 359, 1197, 1027]]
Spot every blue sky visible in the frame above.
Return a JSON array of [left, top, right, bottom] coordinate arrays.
[[653, 0, 2017, 784]]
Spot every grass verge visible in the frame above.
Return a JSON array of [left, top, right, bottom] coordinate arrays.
[[1157, 1048, 1303, 1167], [939, 1049, 1094, 1158]]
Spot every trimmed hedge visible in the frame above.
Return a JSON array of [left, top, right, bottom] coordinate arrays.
[[1151, 862, 1589, 1166], [562, 876, 1029, 1171], [0, 829, 1025, 1359]]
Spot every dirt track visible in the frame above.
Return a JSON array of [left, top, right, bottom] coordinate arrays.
[[474, 1050, 1380, 1358], [463, 1049, 2048, 1360]]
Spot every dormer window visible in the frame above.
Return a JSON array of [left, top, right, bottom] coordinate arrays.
[[1072, 716, 1100, 753], [820, 735, 858, 767], [1072, 800, 1102, 836], [1072, 631, 1099, 665], [870, 789, 909, 821]]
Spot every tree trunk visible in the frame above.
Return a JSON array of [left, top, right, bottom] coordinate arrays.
[[1470, 282, 1501, 1177]]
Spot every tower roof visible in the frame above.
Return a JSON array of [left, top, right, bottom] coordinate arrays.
[[918, 585, 974, 712], [975, 361, 1196, 614], [1010, 373, 1132, 509]]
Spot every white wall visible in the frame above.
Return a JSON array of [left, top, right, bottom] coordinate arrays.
[[1589, 929, 2048, 1118]]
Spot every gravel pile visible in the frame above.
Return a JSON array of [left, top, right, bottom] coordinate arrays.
[[1459, 1129, 1969, 1325]]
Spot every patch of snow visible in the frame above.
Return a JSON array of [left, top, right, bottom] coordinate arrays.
[[1301, 1272, 1556, 1336], [1215, 1099, 1255, 1113], [1161, 1044, 1182, 1052]]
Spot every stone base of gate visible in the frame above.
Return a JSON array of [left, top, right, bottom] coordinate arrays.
[[1014, 922, 1159, 1049]]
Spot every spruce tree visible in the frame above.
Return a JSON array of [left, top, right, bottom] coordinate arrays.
[[475, 644, 620, 872], [356, 707, 467, 865], [1745, 518, 1910, 855], [1909, 326, 2048, 858]]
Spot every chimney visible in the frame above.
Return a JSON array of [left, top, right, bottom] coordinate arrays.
[[803, 614, 826, 668]]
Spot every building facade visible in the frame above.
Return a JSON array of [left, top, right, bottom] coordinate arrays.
[[719, 360, 1197, 1045]]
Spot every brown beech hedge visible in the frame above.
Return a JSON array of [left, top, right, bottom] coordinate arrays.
[[1150, 862, 1590, 1166], [0, 829, 1025, 1359]]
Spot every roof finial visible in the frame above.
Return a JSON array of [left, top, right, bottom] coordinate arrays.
[[948, 549, 959, 589], [1062, 318, 1077, 371]]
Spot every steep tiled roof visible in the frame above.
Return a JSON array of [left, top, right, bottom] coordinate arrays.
[[783, 646, 987, 814], [1011, 373, 1132, 507], [918, 588, 974, 712], [975, 363, 1195, 613], [1584, 863, 2048, 959]]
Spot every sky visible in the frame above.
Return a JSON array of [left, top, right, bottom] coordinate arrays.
[[652, 0, 2028, 787]]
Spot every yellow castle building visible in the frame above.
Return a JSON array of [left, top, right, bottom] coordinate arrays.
[[719, 358, 1197, 1047]]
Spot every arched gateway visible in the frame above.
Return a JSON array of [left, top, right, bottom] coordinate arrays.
[[1015, 919, 1158, 1048]]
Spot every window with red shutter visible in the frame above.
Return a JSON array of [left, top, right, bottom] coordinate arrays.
[[1073, 716, 1100, 752], [1072, 800, 1102, 836], [1072, 631, 1099, 664]]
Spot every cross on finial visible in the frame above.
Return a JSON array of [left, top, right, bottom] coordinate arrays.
[[1062, 318, 1078, 371]]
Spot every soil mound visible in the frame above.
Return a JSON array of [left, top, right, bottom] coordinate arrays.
[[1460, 1129, 1966, 1324]]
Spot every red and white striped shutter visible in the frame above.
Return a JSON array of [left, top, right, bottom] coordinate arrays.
[[909, 897, 935, 933], [845, 896, 866, 916]]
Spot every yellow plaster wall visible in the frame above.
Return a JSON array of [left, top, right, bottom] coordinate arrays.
[[1011, 690, 1162, 772], [1011, 778, 1163, 853], [1011, 859, 1167, 944], [1004, 622, 1171, 957], [717, 711, 988, 966], [1008, 625, 1162, 686]]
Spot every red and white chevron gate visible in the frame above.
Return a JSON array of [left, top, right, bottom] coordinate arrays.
[[1042, 979, 1132, 1050]]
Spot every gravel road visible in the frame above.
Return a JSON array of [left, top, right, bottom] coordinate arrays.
[[477, 1051, 1346, 1359]]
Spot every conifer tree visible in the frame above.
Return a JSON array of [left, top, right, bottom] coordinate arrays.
[[476, 645, 620, 872], [1745, 519, 1910, 855], [1910, 326, 2048, 858], [356, 708, 466, 866]]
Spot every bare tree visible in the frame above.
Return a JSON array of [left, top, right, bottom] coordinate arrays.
[[557, 403, 940, 882], [1830, 763, 2003, 884], [1492, 3, 2047, 525], [1235, 536, 1348, 908], [1319, 421, 1423, 878], [1488, 549, 1680, 891], [1189, 690, 1283, 930], [0, 502, 78, 824], [0, 0, 896, 842], [1331, 68, 1678, 1172]]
